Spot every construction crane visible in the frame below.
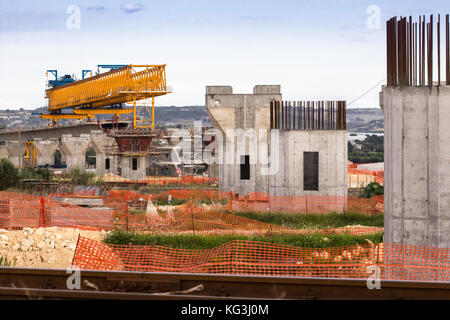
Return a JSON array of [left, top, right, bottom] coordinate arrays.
[[41, 64, 171, 129]]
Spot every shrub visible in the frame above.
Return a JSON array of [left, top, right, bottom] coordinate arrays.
[[359, 182, 384, 198], [0, 158, 19, 190], [19, 167, 51, 181], [71, 168, 95, 185]]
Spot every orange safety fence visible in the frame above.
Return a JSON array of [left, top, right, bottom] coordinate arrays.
[[118, 202, 383, 236], [72, 236, 449, 282], [101, 175, 219, 186], [348, 165, 384, 186], [106, 190, 384, 214], [48, 190, 97, 198], [0, 191, 382, 236], [230, 192, 384, 214], [0, 191, 114, 231]]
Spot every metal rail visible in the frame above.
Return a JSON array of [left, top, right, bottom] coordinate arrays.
[[0, 267, 448, 300]]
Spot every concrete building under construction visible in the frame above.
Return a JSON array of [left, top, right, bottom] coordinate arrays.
[[382, 15, 450, 248], [205, 85, 348, 198]]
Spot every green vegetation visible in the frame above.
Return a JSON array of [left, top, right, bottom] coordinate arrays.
[[19, 167, 51, 181], [70, 168, 95, 185], [233, 211, 383, 229], [360, 182, 384, 198], [348, 134, 384, 163], [0, 158, 19, 191], [103, 230, 383, 249], [0, 254, 12, 267], [54, 150, 62, 168]]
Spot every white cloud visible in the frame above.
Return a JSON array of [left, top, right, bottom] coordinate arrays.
[[120, 3, 145, 14], [84, 4, 106, 11]]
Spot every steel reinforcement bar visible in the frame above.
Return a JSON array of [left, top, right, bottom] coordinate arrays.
[[270, 100, 346, 130], [387, 14, 450, 86], [0, 267, 448, 300]]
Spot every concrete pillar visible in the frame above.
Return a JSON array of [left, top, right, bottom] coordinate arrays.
[[0, 144, 9, 159], [117, 155, 147, 181], [5, 141, 26, 167], [60, 134, 91, 170], [382, 86, 450, 248], [90, 131, 115, 176], [33, 139, 59, 166], [205, 85, 282, 195]]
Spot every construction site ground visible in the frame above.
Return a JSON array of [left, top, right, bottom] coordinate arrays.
[[0, 227, 106, 269]]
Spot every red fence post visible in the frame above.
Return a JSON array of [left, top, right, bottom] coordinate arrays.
[[125, 201, 129, 232], [40, 196, 46, 227]]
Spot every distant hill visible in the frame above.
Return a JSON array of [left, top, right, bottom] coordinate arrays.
[[0, 106, 381, 132], [346, 108, 383, 133]]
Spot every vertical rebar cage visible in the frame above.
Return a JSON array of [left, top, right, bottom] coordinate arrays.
[[387, 14, 450, 86], [270, 100, 346, 130]]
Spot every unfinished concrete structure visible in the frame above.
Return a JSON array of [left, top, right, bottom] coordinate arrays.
[[205, 85, 347, 199], [0, 122, 214, 181], [382, 15, 450, 248]]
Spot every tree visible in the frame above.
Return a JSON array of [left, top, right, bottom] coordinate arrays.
[[359, 182, 384, 198], [348, 141, 354, 153], [0, 158, 19, 190]]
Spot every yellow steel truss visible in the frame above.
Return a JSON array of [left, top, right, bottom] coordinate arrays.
[[41, 114, 89, 121], [72, 108, 133, 117], [131, 96, 155, 129], [44, 64, 170, 128]]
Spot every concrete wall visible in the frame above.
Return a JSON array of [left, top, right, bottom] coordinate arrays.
[[205, 85, 282, 195], [0, 130, 116, 177], [33, 139, 59, 167], [0, 123, 101, 142], [206, 85, 348, 198], [112, 155, 147, 181], [269, 130, 347, 196], [382, 86, 450, 248]]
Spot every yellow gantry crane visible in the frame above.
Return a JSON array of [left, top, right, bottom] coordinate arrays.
[[41, 64, 171, 129], [23, 141, 37, 167]]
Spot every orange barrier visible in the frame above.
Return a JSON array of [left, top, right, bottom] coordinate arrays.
[[348, 165, 384, 186], [0, 191, 382, 236], [0, 191, 114, 231], [106, 190, 384, 215], [102, 175, 219, 186], [72, 236, 449, 282], [118, 202, 382, 236], [230, 192, 384, 214]]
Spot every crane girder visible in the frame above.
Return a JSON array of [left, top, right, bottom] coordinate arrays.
[[45, 64, 169, 111]]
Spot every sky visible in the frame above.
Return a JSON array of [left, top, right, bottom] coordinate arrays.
[[0, 0, 448, 109]]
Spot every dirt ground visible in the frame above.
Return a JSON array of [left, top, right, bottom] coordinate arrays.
[[0, 227, 107, 269]]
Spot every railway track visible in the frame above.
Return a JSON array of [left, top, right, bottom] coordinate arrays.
[[0, 267, 448, 300]]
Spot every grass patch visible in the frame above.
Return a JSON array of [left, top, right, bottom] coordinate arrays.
[[103, 230, 384, 249], [153, 199, 187, 206], [232, 211, 384, 229], [0, 254, 12, 267]]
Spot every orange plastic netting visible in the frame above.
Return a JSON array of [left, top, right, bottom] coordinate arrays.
[[0, 191, 383, 236], [102, 175, 218, 186], [230, 192, 384, 214], [72, 236, 449, 282], [118, 202, 382, 236]]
